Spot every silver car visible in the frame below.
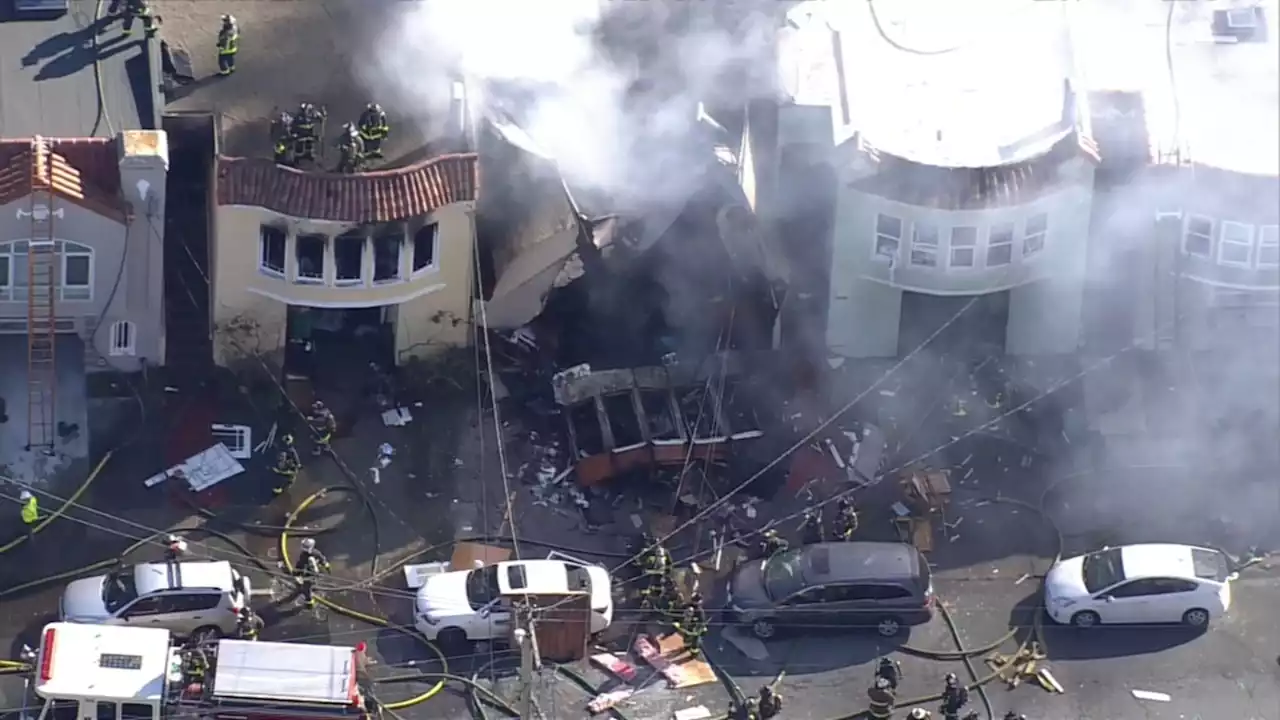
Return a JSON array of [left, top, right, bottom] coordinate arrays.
[[60, 560, 251, 640]]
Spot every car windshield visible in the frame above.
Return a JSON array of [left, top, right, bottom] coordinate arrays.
[[762, 550, 806, 601], [1081, 548, 1125, 593], [465, 565, 501, 611], [103, 567, 138, 613]]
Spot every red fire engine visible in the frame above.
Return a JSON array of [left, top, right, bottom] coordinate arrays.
[[29, 623, 377, 720]]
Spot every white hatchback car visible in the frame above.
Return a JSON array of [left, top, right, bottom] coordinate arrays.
[[1045, 543, 1235, 629], [415, 559, 613, 646], [60, 560, 251, 639]]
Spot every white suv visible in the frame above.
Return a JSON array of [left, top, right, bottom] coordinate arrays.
[[60, 561, 251, 640]]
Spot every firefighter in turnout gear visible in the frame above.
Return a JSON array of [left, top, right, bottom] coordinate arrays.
[[272, 450, 301, 496], [111, 0, 157, 37], [639, 532, 672, 581], [759, 529, 789, 559], [216, 15, 238, 75], [640, 572, 678, 613], [19, 490, 39, 540], [308, 401, 336, 456], [834, 496, 859, 541], [867, 677, 896, 719], [336, 123, 366, 174], [756, 685, 783, 718], [799, 507, 824, 545], [290, 103, 325, 162], [271, 111, 293, 165], [357, 104, 389, 159], [296, 537, 330, 608], [673, 603, 708, 658], [875, 656, 903, 691], [940, 673, 969, 720], [235, 607, 264, 640]]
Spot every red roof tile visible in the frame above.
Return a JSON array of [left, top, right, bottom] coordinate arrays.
[[215, 154, 480, 223], [0, 137, 128, 222], [848, 132, 1099, 211]]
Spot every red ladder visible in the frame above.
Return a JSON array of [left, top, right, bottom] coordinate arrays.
[[26, 137, 59, 452]]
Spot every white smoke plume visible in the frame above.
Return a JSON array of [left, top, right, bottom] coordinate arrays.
[[361, 0, 785, 209]]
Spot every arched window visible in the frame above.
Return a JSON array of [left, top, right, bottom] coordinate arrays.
[[109, 320, 136, 357], [0, 240, 94, 301]]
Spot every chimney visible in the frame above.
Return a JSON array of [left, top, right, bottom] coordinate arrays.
[[118, 130, 169, 220], [116, 130, 170, 344]]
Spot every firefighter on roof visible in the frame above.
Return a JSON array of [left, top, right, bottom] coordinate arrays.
[[308, 401, 336, 456], [336, 122, 366, 174], [271, 111, 294, 165], [111, 0, 157, 38], [216, 14, 238, 75], [290, 103, 325, 163], [296, 537, 331, 608], [357, 103, 390, 159]]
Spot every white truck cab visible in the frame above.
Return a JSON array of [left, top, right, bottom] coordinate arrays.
[[29, 623, 373, 720]]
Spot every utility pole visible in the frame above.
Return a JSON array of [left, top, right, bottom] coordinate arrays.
[[514, 601, 541, 719]]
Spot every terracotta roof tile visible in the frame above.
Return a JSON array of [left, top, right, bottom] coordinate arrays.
[[848, 132, 1099, 211], [0, 137, 127, 221], [215, 153, 480, 223]]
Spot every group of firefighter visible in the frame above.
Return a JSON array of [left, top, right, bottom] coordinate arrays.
[[164, 531, 331, 644], [271, 102, 391, 173], [269, 400, 338, 498]]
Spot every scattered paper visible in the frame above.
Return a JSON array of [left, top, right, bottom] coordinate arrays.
[[1130, 689, 1171, 702], [673, 707, 712, 720]]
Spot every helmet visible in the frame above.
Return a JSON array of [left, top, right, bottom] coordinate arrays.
[[221, 14, 235, 25], [908, 710, 929, 720], [874, 677, 890, 689], [166, 534, 181, 544], [689, 591, 703, 604], [282, 434, 294, 446], [301, 538, 316, 551], [300, 102, 314, 114], [312, 400, 325, 411], [760, 686, 774, 698], [945, 673, 958, 686], [343, 122, 356, 133], [367, 103, 382, 113], [19, 490, 32, 501]]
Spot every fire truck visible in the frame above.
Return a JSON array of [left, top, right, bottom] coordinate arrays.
[[28, 623, 377, 720]]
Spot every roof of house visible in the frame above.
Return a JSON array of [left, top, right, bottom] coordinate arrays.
[[215, 154, 480, 223], [0, 137, 128, 221], [847, 130, 1099, 211], [0, 11, 147, 137], [780, 0, 1075, 167]]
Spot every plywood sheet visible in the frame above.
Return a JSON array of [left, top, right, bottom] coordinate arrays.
[[450, 542, 512, 570], [655, 633, 717, 688]]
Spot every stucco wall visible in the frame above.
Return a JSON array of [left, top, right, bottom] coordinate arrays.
[[211, 202, 476, 366], [828, 175, 1095, 357]]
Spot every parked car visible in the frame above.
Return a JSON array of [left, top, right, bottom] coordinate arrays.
[[415, 559, 613, 646], [60, 560, 251, 640], [1045, 543, 1235, 629], [728, 542, 934, 640]]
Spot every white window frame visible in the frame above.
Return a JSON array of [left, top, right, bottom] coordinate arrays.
[[1257, 225, 1278, 269], [332, 232, 368, 287], [258, 226, 287, 277], [372, 231, 406, 285], [872, 214, 903, 263], [908, 222, 940, 268], [411, 223, 439, 276], [1023, 213, 1048, 258], [211, 424, 253, 460], [1183, 215, 1214, 258], [1217, 221, 1254, 268], [108, 320, 136, 357], [0, 240, 94, 301], [948, 227, 979, 270], [985, 223, 1015, 268], [293, 234, 327, 285]]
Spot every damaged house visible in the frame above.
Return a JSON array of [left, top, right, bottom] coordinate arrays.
[[752, 2, 1100, 360]]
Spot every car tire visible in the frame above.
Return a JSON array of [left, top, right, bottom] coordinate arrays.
[[750, 618, 777, 640], [437, 627, 468, 651], [876, 617, 903, 637], [191, 626, 222, 645], [1182, 608, 1211, 628], [1070, 611, 1101, 628]]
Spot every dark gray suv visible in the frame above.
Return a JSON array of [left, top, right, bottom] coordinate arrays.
[[728, 542, 934, 639]]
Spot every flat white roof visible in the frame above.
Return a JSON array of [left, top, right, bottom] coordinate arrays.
[[1071, 0, 1279, 175], [212, 640, 355, 705], [781, 0, 1074, 167], [35, 623, 172, 703]]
